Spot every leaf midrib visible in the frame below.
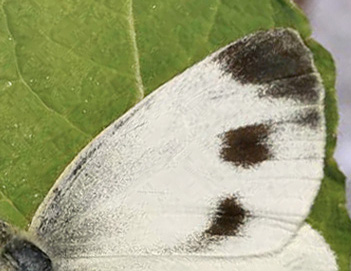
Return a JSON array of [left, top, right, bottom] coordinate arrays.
[[128, 0, 145, 102]]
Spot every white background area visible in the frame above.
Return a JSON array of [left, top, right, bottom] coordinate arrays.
[[295, 0, 351, 216]]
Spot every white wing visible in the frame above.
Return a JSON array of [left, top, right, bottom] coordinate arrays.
[[51, 224, 338, 271], [29, 28, 331, 269]]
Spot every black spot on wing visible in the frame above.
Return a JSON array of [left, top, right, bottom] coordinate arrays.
[[259, 73, 321, 103], [220, 124, 272, 168], [175, 195, 250, 253], [215, 28, 314, 85], [205, 196, 248, 237]]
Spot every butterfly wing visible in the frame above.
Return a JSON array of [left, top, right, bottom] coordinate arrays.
[[29, 28, 330, 268], [48, 224, 338, 271]]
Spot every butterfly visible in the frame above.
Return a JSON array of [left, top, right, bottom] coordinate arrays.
[[0, 28, 337, 271]]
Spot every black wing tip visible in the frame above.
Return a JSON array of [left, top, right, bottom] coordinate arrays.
[[214, 28, 315, 85]]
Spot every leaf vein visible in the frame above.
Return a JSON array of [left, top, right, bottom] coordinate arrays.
[[205, 0, 221, 44], [0, 190, 28, 225], [38, 30, 135, 79], [1, 3, 91, 138]]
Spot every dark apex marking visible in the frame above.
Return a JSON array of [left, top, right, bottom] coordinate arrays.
[[205, 196, 249, 237], [3, 238, 52, 271], [260, 73, 321, 103], [293, 108, 321, 129], [215, 29, 314, 85], [220, 124, 272, 168]]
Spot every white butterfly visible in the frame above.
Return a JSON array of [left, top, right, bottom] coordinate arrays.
[[0, 28, 337, 271]]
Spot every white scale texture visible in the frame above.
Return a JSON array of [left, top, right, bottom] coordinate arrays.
[[50, 224, 337, 271], [28, 29, 337, 270]]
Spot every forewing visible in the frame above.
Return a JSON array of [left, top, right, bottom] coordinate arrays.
[[29, 29, 326, 262]]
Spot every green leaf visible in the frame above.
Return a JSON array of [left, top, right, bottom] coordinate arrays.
[[0, 0, 350, 270], [306, 40, 351, 271]]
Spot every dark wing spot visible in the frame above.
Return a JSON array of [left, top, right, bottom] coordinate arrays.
[[259, 73, 321, 103], [293, 108, 322, 129], [220, 124, 272, 168], [3, 238, 52, 271], [205, 196, 249, 237], [172, 196, 250, 253], [214, 28, 314, 84]]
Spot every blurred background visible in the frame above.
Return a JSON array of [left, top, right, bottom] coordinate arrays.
[[294, 0, 351, 215]]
